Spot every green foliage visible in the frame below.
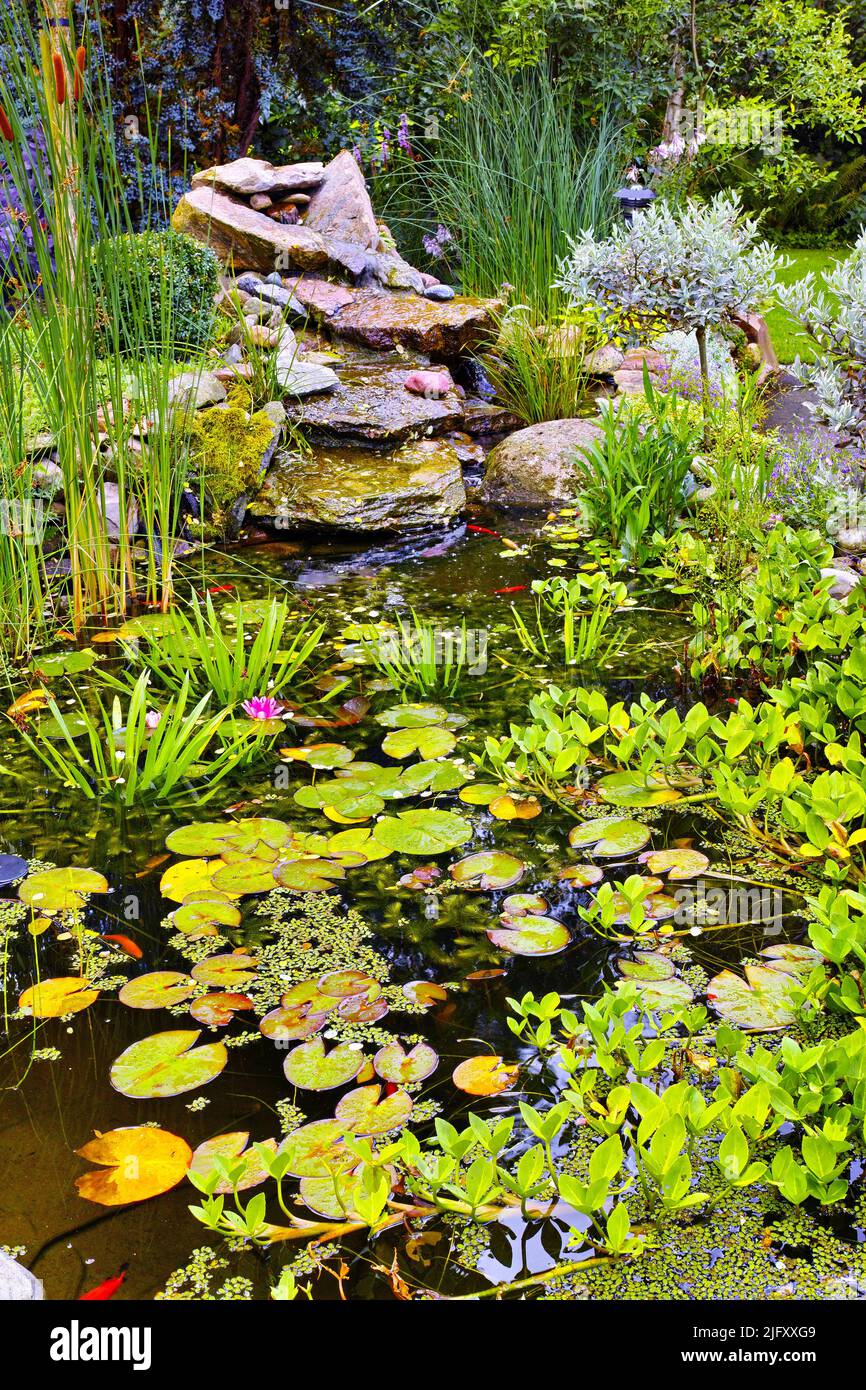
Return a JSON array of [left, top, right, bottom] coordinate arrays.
[[575, 372, 701, 561], [93, 230, 219, 357], [184, 403, 277, 533]]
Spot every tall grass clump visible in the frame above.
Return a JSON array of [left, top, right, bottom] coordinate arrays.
[[418, 57, 623, 319], [0, 2, 216, 649]]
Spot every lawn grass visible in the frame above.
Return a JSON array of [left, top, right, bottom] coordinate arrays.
[[765, 248, 849, 363]]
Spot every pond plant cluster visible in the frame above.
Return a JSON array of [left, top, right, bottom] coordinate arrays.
[[3, 1, 866, 1307]]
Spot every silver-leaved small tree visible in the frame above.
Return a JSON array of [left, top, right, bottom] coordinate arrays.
[[775, 228, 866, 448], [555, 192, 781, 432]]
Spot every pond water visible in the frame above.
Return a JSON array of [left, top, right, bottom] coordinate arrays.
[[1, 517, 853, 1302]]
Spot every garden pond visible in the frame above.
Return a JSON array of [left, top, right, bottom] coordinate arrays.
[[1, 517, 864, 1302]]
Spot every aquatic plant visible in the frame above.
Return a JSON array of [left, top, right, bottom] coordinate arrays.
[[116, 594, 323, 707], [511, 571, 630, 667], [12, 671, 261, 805]]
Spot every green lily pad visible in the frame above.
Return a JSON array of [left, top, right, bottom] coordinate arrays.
[[274, 858, 346, 892], [335, 1084, 413, 1135], [619, 976, 694, 1009], [110, 1030, 228, 1098], [502, 893, 549, 916], [568, 817, 651, 857], [210, 861, 279, 895], [639, 848, 710, 879], [299, 1167, 389, 1220], [33, 710, 93, 740], [373, 809, 473, 857], [190, 992, 253, 1026], [119, 613, 182, 639], [189, 1133, 277, 1193], [118, 971, 194, 1009], [376, 703, 466, 730], [459, 782, 508, 806], [449, 851, 525, 891], [19, 866, 109, 912], [322, 828, 393, 864], [382, 725, 457, 760], [173, 899, 242, 935], [707, 959, 809, 1031], [487, 915, 570, 957], [191, 953, 258, 988], [32, 648, 99, 676], [277, 1120, 356, 1178], [616, 952, 675, 982], [283, 1036, 365, 1091], [597, 772, 682, 807], [373, 1041, 438, 1084], [282, 742, 355, 769], [760, 944, 823, 974]]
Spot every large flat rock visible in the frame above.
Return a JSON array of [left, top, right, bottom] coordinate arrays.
[[293, 283, 500, 356], [249, 439, 466, 530], [173, 186, 331, 274], [480, 417, 604, 508], [192, 157, 325, 197], [286, 362, 464, 443]]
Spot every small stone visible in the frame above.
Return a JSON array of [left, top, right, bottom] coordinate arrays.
[[424, 284, 455, 301], [166, 370, 227, 414], [821, 565, 861, 600], [584, 343, 625, 374], [265, 272, 283, 285], [0, 1252, 43, 1300], [404, 369, 454, 398], [276, 361, 340, 396], [250, 193, 272, 211]]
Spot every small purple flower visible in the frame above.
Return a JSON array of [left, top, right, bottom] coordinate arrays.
[[144, 709, 161, 730], [242, 695, 284, 721], [351, 145, 363, 166], [397, 113, 412, 156]]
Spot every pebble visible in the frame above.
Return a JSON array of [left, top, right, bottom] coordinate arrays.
[[423, 284, 455, 302]]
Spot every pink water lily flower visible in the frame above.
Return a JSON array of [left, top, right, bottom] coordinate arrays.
[[242, 695, 285, 721], [145, 710, 161, 730]]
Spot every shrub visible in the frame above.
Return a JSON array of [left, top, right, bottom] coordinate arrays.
[[93, 229, 219, 357]]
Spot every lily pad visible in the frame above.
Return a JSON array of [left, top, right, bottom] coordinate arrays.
[[19, 866, 109, 913], [487, 914, 570, 957], [452, 1055, 518, 1096], [459, 782, 508, 806], [382, 725, 457, 760], [161, 858, 220, 903], [32, 648, 99, 676], [707, 964, 802, 1032], [449, 851, 525, 891], [173, 899, 242, 935], [75, 1126, 191, 1206], [558, 864, 605, 887], [190, 992, 253, 1026], [189, 1133, 277, 1193], [277, 1120, 356, 1178], [502, 893, 549, 916], [620, 976, 694, 1009], [118, 972, 194, 1010], [597, 772, 682, 807], [274, 859, 346, 893], [0, 854, 28, 888], [402, 980, 448, 1010], [373, 809, 472, 857], [299, 1167, 389, 1220], [319, 969, 377, 999], [259, 1005, 328, 1044], [568, 817, 651, 857], [283, 1036, 365, 1091], [377, 703, 466, 730], [489, 794, 542, 821], [373, 1041, 438, 1084], [337, 994, 389, 1023], [191, 953, 258, 989], [110, 1029, 228, 1098], [335, 1084, 413, 1135], [639, 848, 710, 880], [19, 977, 99, 1018], [210, 860, 279, 895], [280, 742, 355, 769], [616, 952, 675, 982]]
